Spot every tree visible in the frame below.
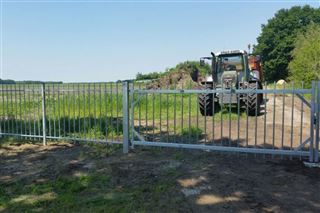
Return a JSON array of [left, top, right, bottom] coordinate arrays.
[[288, 23, 320, 87], [254, 5, 320, 82]]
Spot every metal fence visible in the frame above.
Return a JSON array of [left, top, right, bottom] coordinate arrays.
[[0, 81, 319, 163], [0, 83, 124, 145]]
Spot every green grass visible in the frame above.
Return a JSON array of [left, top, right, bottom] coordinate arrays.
[[0, 172, 180, 212]]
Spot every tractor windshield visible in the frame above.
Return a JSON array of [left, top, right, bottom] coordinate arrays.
[[216, 54, 244, 73], [214, 54, 245, 85]]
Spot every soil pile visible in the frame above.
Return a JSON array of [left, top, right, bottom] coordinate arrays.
[[146, 63, 205, 89]]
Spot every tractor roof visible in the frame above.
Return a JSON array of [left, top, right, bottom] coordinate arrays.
[[215, 50, 247, 56]]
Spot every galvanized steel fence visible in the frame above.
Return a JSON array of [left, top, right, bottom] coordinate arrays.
[[0, 83, 124, 145], [0, 81, 319, 163]]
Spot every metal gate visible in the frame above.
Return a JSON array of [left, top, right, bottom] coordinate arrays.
[[124, 81, 320, 163], [0, 81, 319, 163]]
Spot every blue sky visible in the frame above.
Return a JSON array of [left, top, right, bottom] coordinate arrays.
[[1, 0, 319, 82]]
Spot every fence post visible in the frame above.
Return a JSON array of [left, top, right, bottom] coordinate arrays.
[[41, 83, 47, 146], [315, 81, 320, 163], [309, 81, 316, 162], [122, 81, 129, 154]]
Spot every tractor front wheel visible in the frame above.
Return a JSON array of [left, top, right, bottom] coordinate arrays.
[[198, 84, 219, 116]]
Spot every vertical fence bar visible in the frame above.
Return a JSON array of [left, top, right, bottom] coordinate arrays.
[[212, 87, 215, 145], [116, 82, 120, 142], [63, 84, 66, 138], [174, 82, 176, 143], [315, 81, 320, 162], [6, 84, 9, 135], [144, 83, 147, 141], [10, 84, 13, 133], [159, 84, 162, 142], [41, 83, 47, 146], [32, 85, 35, 138], [290, 82, 294, 159], [196, 87, 199, 143], [138, 83, 141, 136], [181, 83, 184, 143], [130, 82, 135, 148], [152, 90, 155, 142], [53, 84, 56, 138], [104, 83, 108, 141], [93, 83, 96, 139], [47, 84, 51, 137], [221, 92, 224, 146], [19, 84, 22, 137], [14, 84, 18, 134], [299, 82, 304, 160], [83, 84, 86, 140], [263, 82, 267, 158], [309, 81, 315, 162], [37, 85, 41, 139], [68, 83, 71, 137], [189, 81, 192, 144], [78, 84, 81, 138], [58, 84, 61, 138], [2, 84, 6, 135], [27, 84, 33, 137], [23, 84, 26, 136], [272, 82, 276, 158], [237, 82, 240, 147], [99, 84, 102, 138], [73, 83, 76, 136], [204, 82, 207, 145], [254, 82, 258, 154], [228, 89, 231, 146], [122, 81, 129, 154], [166, 83, 169, 143], [245, 86, 249, 149], [110, 83, 114, 141], [281, 83, 285, 156]]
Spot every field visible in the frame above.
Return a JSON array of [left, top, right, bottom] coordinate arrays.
[[1, 140, 320, 212]]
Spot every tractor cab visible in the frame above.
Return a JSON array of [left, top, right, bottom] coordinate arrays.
[[214, 50, 248, 88], [200, 50, 262, 89]]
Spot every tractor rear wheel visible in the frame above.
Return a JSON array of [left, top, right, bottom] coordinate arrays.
[[245, 82, 262, 116], [198, 84, 219, 116]]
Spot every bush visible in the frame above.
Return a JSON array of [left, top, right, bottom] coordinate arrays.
[[136, 72, 163, 81], [289, 22, 320, 87]]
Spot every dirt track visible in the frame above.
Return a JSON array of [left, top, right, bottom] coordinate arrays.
[[0, 142, 320, 212], [135, 93, 312, 151]]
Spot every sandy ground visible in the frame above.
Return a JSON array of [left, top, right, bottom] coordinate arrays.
[[0, 142, 320, 212], [134, 94, 312, 152]]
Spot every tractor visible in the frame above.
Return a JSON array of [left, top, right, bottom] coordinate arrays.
[[196, 50, 263, 116]]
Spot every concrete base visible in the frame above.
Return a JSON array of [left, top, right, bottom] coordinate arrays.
[[303, 161, 320, 168]]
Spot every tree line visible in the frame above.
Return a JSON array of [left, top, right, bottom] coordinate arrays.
[[0, 79, 63, 84], [254, 5, 320, 86]]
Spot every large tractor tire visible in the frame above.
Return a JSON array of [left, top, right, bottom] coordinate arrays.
[[245, 82, 262, 116], [198, 84, 219, 116]]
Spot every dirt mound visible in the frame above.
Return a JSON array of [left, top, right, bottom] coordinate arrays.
[[146, 69, 201, 90]]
